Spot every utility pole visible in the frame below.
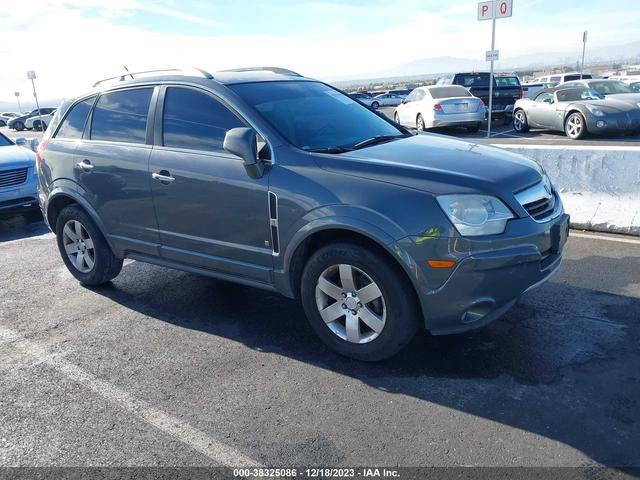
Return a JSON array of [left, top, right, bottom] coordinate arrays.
[[580, 31, 588, 79], [14, 92, 21, 112]]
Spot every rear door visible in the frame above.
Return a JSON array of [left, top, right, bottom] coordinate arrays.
[[74, 86, 159, 256], [148, 85, 272, 282]]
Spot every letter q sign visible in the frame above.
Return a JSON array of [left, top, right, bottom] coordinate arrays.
[[478, 0, 513, 21]]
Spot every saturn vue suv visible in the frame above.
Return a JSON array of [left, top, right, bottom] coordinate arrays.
[[36, 67, 569, 361]]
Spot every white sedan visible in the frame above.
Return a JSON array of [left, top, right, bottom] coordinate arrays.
[[361, 93, 404, 109], [25, 110, 55, 131], [393, 85, 486, 132]]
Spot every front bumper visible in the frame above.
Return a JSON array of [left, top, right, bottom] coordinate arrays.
[[0, 168, 39, 218], [585, 112, 640, 134], [398, 210, 569, 335]]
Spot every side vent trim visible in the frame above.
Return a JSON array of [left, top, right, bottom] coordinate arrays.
[[268, 191, 280, 256]]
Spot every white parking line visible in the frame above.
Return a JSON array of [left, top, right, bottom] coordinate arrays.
[[570, 231, 640, 245], [0, 326, 261, 467]]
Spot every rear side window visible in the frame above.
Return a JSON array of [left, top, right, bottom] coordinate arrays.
[[91, 88, 153, 144], [162, 87, 245, 152], [55, 97, 95, 139]]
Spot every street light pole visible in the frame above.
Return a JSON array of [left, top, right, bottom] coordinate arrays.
[[14, 92, 21, 112]]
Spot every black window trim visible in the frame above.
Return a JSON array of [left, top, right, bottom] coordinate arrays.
[[152, 83, 274, 163], [85, 85, 158, 147], [51, 94, 98, 141]]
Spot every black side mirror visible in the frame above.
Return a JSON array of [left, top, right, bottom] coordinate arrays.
[[223, 127, 265, 179]]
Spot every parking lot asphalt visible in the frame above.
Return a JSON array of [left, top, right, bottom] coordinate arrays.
[[1, 214, 639, 468], [378, 107, 640, 146]]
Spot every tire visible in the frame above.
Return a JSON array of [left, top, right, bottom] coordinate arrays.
[[55, 205, 123, 286], [394, 112, 400, 124], [14, 121, 24, 131], [371, 101, 379, 110], [466, 123, 481, 133], [300, 242, 420, 361], [416, 114, 426, 131], [0, 120, 6, 127], [513, 109, 530, 133], [565, 112, 587, 140]]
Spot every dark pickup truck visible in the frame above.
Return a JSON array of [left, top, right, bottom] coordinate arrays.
[[437, 73, 524, 120]]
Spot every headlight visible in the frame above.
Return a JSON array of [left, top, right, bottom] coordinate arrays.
[[586, 105, 605, 117], [437, 194, 514, 236]]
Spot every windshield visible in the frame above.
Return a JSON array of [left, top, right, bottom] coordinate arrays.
[[0, 133, 13, 147], [590, 81, 636, 94], [556, 88, 604, 102], [230, 81, 404, 151]]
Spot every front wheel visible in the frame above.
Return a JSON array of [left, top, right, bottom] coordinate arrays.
[[55, 205, 123, 286], [565, 112, 587, 140], [513, 110, 530, 133], [416, 114, 426, 131], [13, 121, 24, 131], [300, 242, 420, 361], [394, 112, 401, 124]]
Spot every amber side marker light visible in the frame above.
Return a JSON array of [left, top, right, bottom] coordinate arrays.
[[427, 260, 456, 268]]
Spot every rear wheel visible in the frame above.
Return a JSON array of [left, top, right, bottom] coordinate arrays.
[[466, 123, 481, 133], [55, 205, 123, 286], [513, 110, 530, 133], [300, 242, 420, 361], [394, 112, 401, 124], [565, 112, 587, 140], [416, 114, 426, 131], [371, 101, 379, 110]]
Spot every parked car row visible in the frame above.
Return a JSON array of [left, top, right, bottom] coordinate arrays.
[[5, 107, 57, 131]]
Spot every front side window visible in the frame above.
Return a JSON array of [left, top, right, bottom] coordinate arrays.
[[55, 97, 95, 139], [230, 81, 404, 152], [0, 132, 12, 147], [91, 88, 153, 144], [162, 87, 245, 152], [404, 90, 418, 102], [535, 92, 554, 103]]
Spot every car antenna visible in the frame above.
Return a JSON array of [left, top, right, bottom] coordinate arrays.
[[123, 66, 134, 80]]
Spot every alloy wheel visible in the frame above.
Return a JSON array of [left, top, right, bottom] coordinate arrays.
[[514, 111, 525, 131], [567, 115, 583, 138], [315, 264, 386, 344], [62, 220, 96, 273]]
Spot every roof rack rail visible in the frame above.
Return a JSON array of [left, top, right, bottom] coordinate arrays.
[[219, 66, 302, 77], [92, 67, 214, 87]]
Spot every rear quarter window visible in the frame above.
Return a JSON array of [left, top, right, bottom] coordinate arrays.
[[54, 97, 95, 139]]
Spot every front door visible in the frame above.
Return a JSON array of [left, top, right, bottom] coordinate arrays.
[[149, 86, 273, 283]]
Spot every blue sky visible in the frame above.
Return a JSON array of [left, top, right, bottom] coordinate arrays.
[[1, 0, 639, 103]]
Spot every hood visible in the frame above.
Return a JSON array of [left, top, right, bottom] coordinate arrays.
[[0, 145, 36, 170], [606, 92, 640, 103], [580, 97, 640, 113], [315, 133, 542, 199]]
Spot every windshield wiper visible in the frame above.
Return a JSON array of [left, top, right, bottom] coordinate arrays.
[[351, 134, 407, 150], [307, 146, 353, 154]]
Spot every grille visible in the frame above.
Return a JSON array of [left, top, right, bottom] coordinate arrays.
[[523, 194, 556, 220], [0, 168, 28, 188]]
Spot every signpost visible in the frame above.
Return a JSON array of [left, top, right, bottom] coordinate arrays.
[[477, 0, 513, 137], [14, 91, 21, 113], [26, 70, 42, 131], [580, 31, 588, 79]]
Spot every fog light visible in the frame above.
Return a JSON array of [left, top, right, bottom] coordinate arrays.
[[596, 120, 606, 128]]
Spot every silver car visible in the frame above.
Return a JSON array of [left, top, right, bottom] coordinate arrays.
[[513, 86, 640, 139], [394, 85, 486, 132], [367, 93, 404, 109]]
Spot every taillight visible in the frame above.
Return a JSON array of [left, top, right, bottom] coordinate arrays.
[[479, 99, 486, 108], [433, 103, 443, 112], [518, 89, 524, 99], [35, 139, 48, 170]]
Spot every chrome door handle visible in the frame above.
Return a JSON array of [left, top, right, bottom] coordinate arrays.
[[152, 172, 175, 183], [77, 159, 94, 171]]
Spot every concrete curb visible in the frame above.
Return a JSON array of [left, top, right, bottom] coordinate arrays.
[[494, 144, 640, 236]]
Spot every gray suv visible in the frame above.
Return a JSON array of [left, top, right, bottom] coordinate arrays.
[[37, 67, 569, 361]]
